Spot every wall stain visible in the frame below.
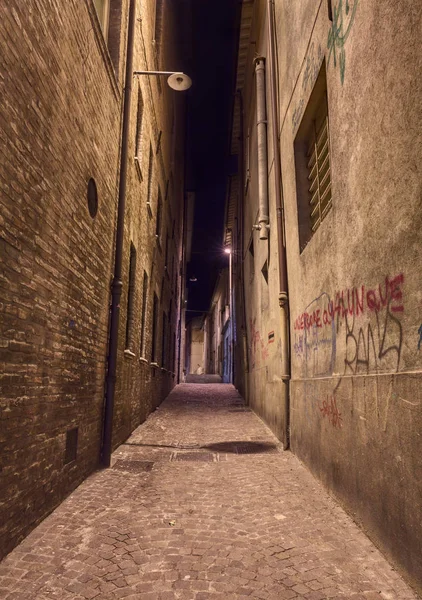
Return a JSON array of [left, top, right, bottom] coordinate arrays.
[[292, 42, 324, 132]]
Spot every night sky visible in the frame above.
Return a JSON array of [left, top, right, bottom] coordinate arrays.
[[184, 0, 239, 317]]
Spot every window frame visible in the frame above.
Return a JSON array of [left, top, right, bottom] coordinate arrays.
[[151, 292, 159, 363], [93, 0, 110, 39], [294, 61, 332, 253], [134, 86, 144, 180], [139, 271, 149, 358], [125, 243, 137, 352]]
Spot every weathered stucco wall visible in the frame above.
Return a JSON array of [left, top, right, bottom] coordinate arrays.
[[276, 0, 422, 590], [240, 2, 289, 443], [236, 0, 421, 590]]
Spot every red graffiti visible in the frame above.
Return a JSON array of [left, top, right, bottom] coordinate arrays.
[[319, 395, 343, 428], [294, 274, 404, 331]]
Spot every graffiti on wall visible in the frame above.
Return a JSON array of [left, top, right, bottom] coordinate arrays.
[[418, 324, 422, 350], [294, 274, 405, 426], [293, 292, 336, 379], [327, 0, 359, 84], [319, 395, 343, 428], [248, 317, 269, 369], [294, 274, 404, 379], [294, 274, 404, 333]]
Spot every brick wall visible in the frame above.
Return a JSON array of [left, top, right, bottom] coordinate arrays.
[[0, 0, 189, 560], [0, 0, 122, 558], [111, 0, 187, 450]]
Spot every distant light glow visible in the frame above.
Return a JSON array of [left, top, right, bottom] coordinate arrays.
[[224, 247, 231, 254]]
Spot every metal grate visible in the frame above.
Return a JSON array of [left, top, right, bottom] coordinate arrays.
[[307, 116, 332, 232], [112, 460, 154, 473]]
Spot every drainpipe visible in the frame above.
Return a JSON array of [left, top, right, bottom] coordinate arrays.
[[102, 0, 137, 467], [267, 0, 290, 449], [254, 57, 269, 240], [236, 90, 250, 385], [177, 190, 187, 383]]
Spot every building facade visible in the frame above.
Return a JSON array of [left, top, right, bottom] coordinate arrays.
[[230, 0, 422, 591], [0, 0, 190, 560], [202, 268, 231, 379]]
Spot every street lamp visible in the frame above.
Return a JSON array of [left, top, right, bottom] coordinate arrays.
[[133, 70, 192, 91], [224, 247, 234, 384]]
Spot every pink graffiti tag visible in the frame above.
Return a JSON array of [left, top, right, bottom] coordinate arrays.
[[294, 273, 404, 331]]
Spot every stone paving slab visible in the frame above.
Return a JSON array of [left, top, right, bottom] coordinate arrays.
[[0, 384, 419, 600]]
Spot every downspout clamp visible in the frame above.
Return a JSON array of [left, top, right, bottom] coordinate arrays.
[[254, 57, 270, 240]]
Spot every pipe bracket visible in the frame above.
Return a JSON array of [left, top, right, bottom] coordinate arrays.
[[279, 291, 288, 307]]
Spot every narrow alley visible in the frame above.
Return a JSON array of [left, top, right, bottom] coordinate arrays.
[[1, 0, 422, 597], [0, 384, 417, 600]]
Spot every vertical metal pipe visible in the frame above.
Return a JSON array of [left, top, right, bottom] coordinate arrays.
[[228, 249, 234, 383], [102, 0, 137, 467], [254, 58, 269, 240], [236, 90, 250, 378], [267, 0, 290, 449]]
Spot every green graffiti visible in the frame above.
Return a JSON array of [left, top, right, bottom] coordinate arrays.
[[327, 0, 358, 84]]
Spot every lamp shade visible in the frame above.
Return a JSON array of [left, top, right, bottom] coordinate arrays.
[[167, 72, 192, 91]]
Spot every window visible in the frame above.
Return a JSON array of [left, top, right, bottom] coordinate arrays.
[[151, 293, 159, 362], [153, 0, 164, 47], [167, 326, 172, 372], [248, 237, 255, 282], [153, 0, 164, 92], [161, 311, 167, 368], [156, 130, 162, 154], [93, 0, 110, 37], [92, 0, 122, 75], [261, 260, 268, 284], [164, 233, 169, 272], [135, 88, 144, 179], [125, 244, 137, 350], [139, 271, 148, 357], [294, 62, 332, 253], [245, 127, 251, 193], [146, 143, 153, 215], [261, 259, 269, 311], [156, 189, 162, 242]]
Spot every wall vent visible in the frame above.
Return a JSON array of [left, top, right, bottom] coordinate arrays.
[[64, 428, 78, 464]]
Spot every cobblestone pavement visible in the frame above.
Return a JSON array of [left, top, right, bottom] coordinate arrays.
[[0, 384, 419, 600]]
